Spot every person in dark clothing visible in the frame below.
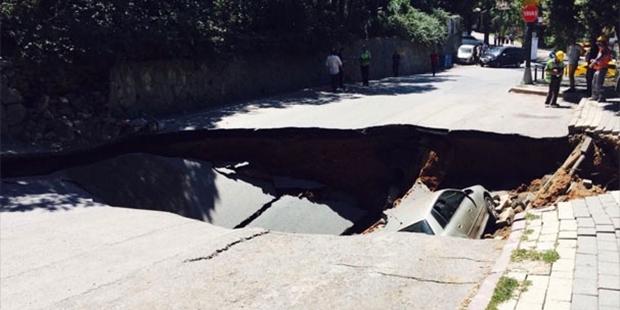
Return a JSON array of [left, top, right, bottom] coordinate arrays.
[[544, 51, 565, 107], [430, 51, 439, 77], [360, 45, 371, 86], [392, 51, 401, 77]]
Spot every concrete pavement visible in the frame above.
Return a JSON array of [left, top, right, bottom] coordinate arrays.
[[162, 65, 575, 138], [1, 176, 503, 310]]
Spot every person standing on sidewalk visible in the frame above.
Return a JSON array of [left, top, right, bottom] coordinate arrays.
[[544, 51, 566, 107], [360, 45, 371, 86], [589, 36, 612, 102], [585, 40, 599, 97], [566, 42, 582, 92], [392, 50, 401, 77], [325, 49, 343, 92], [430, 51, 439, 77]]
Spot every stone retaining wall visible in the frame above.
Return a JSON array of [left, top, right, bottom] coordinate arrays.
[[109, 36, 459, 115]]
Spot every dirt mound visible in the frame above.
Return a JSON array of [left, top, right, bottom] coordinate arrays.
[[523, 171, 605, 208]]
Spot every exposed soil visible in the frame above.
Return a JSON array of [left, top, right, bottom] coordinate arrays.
[[531, 169, 573, 208], [417, 150, 444, 190], [526, 172, 606, 207], [564, 180, 605, 201]]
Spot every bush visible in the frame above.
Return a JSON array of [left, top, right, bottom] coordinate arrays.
[[384, 0, 448, 46], [0, 0, 452, 95]]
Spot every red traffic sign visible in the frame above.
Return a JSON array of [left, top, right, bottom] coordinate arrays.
[[522, 4, 538, 23]]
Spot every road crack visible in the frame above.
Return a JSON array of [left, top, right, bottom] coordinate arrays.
[[435, 256, 494, 263], [333, 263, 476, 285], [184, 230, 269, 263]]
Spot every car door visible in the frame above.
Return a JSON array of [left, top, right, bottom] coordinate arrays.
[[463, 187, 490, 238], [508, 48, 523, 66], [514, 48, 525, 65], [497, 49, 508, 66], [503, 49, 516, 66]]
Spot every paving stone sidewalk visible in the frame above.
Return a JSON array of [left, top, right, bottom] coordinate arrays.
[[497, 191, 620, 310], [569, 98, 620, 138]]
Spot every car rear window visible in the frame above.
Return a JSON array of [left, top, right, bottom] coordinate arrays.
[[401, 220, 434, 235]]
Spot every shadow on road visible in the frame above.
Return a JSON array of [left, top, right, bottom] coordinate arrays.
[[162, 74, 456, 131], [0, 177, 101, 212]]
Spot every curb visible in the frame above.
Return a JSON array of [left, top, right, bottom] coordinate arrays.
[[508, 86, 547, 96], [467, 220, 525, 310]]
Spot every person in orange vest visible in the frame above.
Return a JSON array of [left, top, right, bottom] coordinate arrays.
[[589, 36, 612, 102]]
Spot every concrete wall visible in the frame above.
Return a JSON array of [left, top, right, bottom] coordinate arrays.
[[109, 34, 459, 115]]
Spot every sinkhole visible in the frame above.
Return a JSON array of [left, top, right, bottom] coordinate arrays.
[[2, 125, 617, 236]]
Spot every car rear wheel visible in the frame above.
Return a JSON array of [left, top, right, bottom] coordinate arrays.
[[485, 195, 497, 223]]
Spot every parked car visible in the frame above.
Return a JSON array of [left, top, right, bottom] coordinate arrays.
[[457, 44, 481, 64], [381, 185, 496, 239], [480, 46, 524, 67], [462, 35, 483, 46]]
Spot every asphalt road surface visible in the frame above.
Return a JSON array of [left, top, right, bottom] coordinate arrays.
[[164, 65, 576, 138]]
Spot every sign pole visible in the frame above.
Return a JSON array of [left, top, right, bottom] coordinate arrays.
[[521, 2, 538, 85], [522, 22, 533, 84]]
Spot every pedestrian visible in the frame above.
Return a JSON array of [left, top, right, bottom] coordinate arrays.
[[337, 47, 345, 89], [360, 45, 371, 86], [480, 43, 489, 64], [544, 50, 565, 107], [589, 36, 612, 102], [585, 42, 599, 97], [430, 51, 439, 77], [325, 49, 342, 92], [566, 41, 582, 92], [392, 50, 401, 77]]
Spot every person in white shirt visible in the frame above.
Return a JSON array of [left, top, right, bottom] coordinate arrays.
[[566, 42, 582, 91], [325, 49, 343, 92]]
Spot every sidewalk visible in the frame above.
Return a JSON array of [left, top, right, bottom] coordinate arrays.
[[569, 98, 620, 139], [492, 191, 620, 310]]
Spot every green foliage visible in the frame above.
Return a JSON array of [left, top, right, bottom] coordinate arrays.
[[1, 0, 456, 94], [384, 0, 449, 46], [486, 276, 532, 310], [520, 229, 534, 241], [486, 277, 520, 310], [511, 249, 560, 263]]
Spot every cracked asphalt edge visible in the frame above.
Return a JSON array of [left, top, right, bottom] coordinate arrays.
[[463, 225, 524, 310], [183, 230, 270, 263]]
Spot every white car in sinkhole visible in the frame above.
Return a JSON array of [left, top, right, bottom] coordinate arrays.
[[381, 185, 497, 239]]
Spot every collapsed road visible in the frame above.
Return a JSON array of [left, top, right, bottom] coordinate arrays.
[[5, 124, 617, 236], [2, 124, 619, 310]]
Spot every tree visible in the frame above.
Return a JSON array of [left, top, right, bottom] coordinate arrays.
[[544, 0, 619, 49]]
